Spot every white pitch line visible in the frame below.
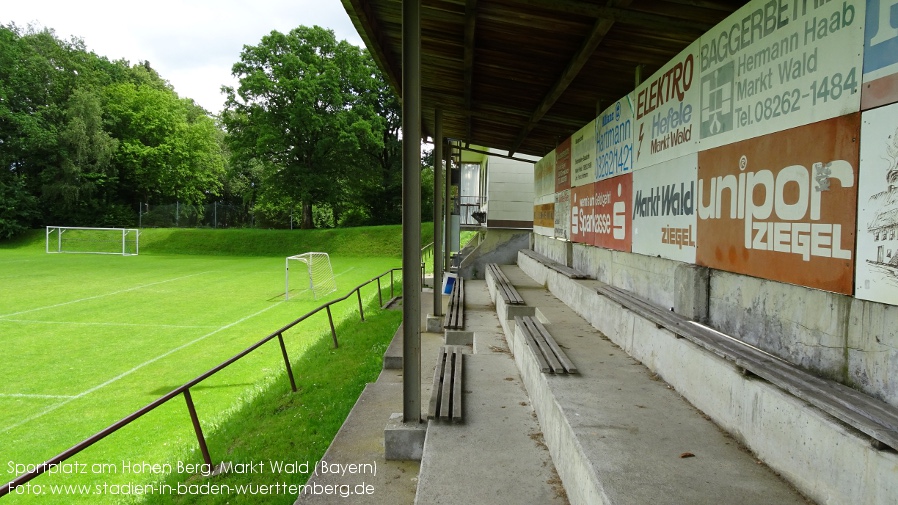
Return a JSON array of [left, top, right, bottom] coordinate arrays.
[[0, 319, 219, 330], [0, 272, 213, 319], [0, 393, 77, 399], [1, 302, 282, 434]]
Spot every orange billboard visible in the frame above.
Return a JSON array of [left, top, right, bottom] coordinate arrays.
[[696, 114, 860, 294], [534, 203, 555, 230]]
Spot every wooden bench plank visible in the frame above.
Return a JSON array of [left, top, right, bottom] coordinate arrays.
[[529, 317, 578, 374], [515, 316, 577, 375], [429, 346, 465, 422], [522, 317, 565, 373], [595, 283, 898, 450], [487, 263, 525, 305], [443, 277, 465, 330], [439, 347, 454, 419], [516, 317, 551, 373], [452, 350, 463, 421], [519, 249, 590, 279], [428, 347, 447, 419]]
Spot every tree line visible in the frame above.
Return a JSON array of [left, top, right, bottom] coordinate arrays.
[[1, 24, 425, 239]]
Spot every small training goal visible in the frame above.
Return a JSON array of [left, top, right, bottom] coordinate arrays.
[[46, 226, 140, 256], [285, 252, 337, 300]]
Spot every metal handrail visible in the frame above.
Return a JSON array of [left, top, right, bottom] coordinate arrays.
[[421, 241, 434, 285], [1, 267, 403, 497]]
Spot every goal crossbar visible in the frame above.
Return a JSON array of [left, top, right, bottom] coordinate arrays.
[[285, 252, 337, 300], [46, 226, 140, 256]]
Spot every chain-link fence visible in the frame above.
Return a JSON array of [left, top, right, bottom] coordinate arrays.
[[138, 202, 253, 229]]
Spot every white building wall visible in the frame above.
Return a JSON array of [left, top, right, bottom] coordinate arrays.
[[486, 150, 536, 228]]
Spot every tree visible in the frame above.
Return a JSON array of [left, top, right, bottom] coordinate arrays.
[[222, 26, 385, 229], [0, 24, 229, 230], [105, 80, 225, 206], [0, 175, 38, 239], [42, 86, 119, 222]]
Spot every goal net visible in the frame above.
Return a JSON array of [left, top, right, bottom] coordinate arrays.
[[46, 226, 140, 256], [285, 252, 337, 300]]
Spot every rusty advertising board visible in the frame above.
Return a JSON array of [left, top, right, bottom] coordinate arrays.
[[696, 114, 860, 294], [534, 150, 556, 198], [572, 119, 597, 187], [554, 190, 571, 240], [534, 196, 555, 237], [633, 41, 700, 171], [555, 137, 572, 192], [862, 0, 898, 109], [571, 175, 633, 251], [631, 154, 698, 263], [697, 0, 864, 151], [856, 103, 898, 305], [596, 94, 635, 181]]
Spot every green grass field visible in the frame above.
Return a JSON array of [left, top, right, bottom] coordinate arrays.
[[0, 227, 412, 503]]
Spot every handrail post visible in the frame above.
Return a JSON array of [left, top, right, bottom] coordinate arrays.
[[377, 277, 384, 307], [357, 288, 365, 322], [277, 333, 297, 392], [326, 305, 338, 348], [183, 389, 213, 469]]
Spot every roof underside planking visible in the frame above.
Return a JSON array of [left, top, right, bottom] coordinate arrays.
[[341, 0, 749, 159]]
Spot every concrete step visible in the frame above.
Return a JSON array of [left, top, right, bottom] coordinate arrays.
[[415, 280, 566, 505], [487, 264, 811, 505]]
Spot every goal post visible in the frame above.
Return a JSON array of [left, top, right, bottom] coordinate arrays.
[[285, 252, 337, 300], [46, 226, 140, 256]]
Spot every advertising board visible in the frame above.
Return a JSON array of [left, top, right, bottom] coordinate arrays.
[[556, 138, 572, 192], [696, 114, 860, 294], [862, 0, 898, 109], [697, 0, 865, 150], [554, 190, 571, 240], [856, 102, 898, 304], [633, 41, 700, 170], [631, 154, 698, 262], [572, 120, 597, 187], [596, 94, 635, 181]]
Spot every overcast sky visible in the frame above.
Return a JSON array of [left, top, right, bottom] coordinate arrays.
[[1, 0, 364, 114]]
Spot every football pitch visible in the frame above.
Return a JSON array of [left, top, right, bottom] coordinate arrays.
[[0, 241, 399, 499]]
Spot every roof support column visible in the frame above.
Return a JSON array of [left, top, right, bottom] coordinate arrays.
[[444, 142, 452, 272], [402, 0, 422, 424], [433, 108, 444, 316]]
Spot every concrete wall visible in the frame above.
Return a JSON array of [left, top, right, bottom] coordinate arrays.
[[458, 229, 531, 280], [534, 234, 898, 408], [517, 253, 898, 505], [533, 235, 571, 266]]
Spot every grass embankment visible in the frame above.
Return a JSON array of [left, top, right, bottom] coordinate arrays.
[[0, 224, 435, 258], [141, 294, 402, 505]]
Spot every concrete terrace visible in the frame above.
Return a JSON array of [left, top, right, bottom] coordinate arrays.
[[295, 256, 819, 504]]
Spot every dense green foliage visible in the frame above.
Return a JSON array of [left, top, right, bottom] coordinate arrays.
[[1, 23, 426, 239], [0, 25, 226, 235], [222, 26, 407, 229]]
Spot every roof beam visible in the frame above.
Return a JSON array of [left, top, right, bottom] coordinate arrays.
[[509, 0, 717, 33], [341, 0, 403, 93], [508, 15, 614, 155], [463, 0, 478, 145]]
